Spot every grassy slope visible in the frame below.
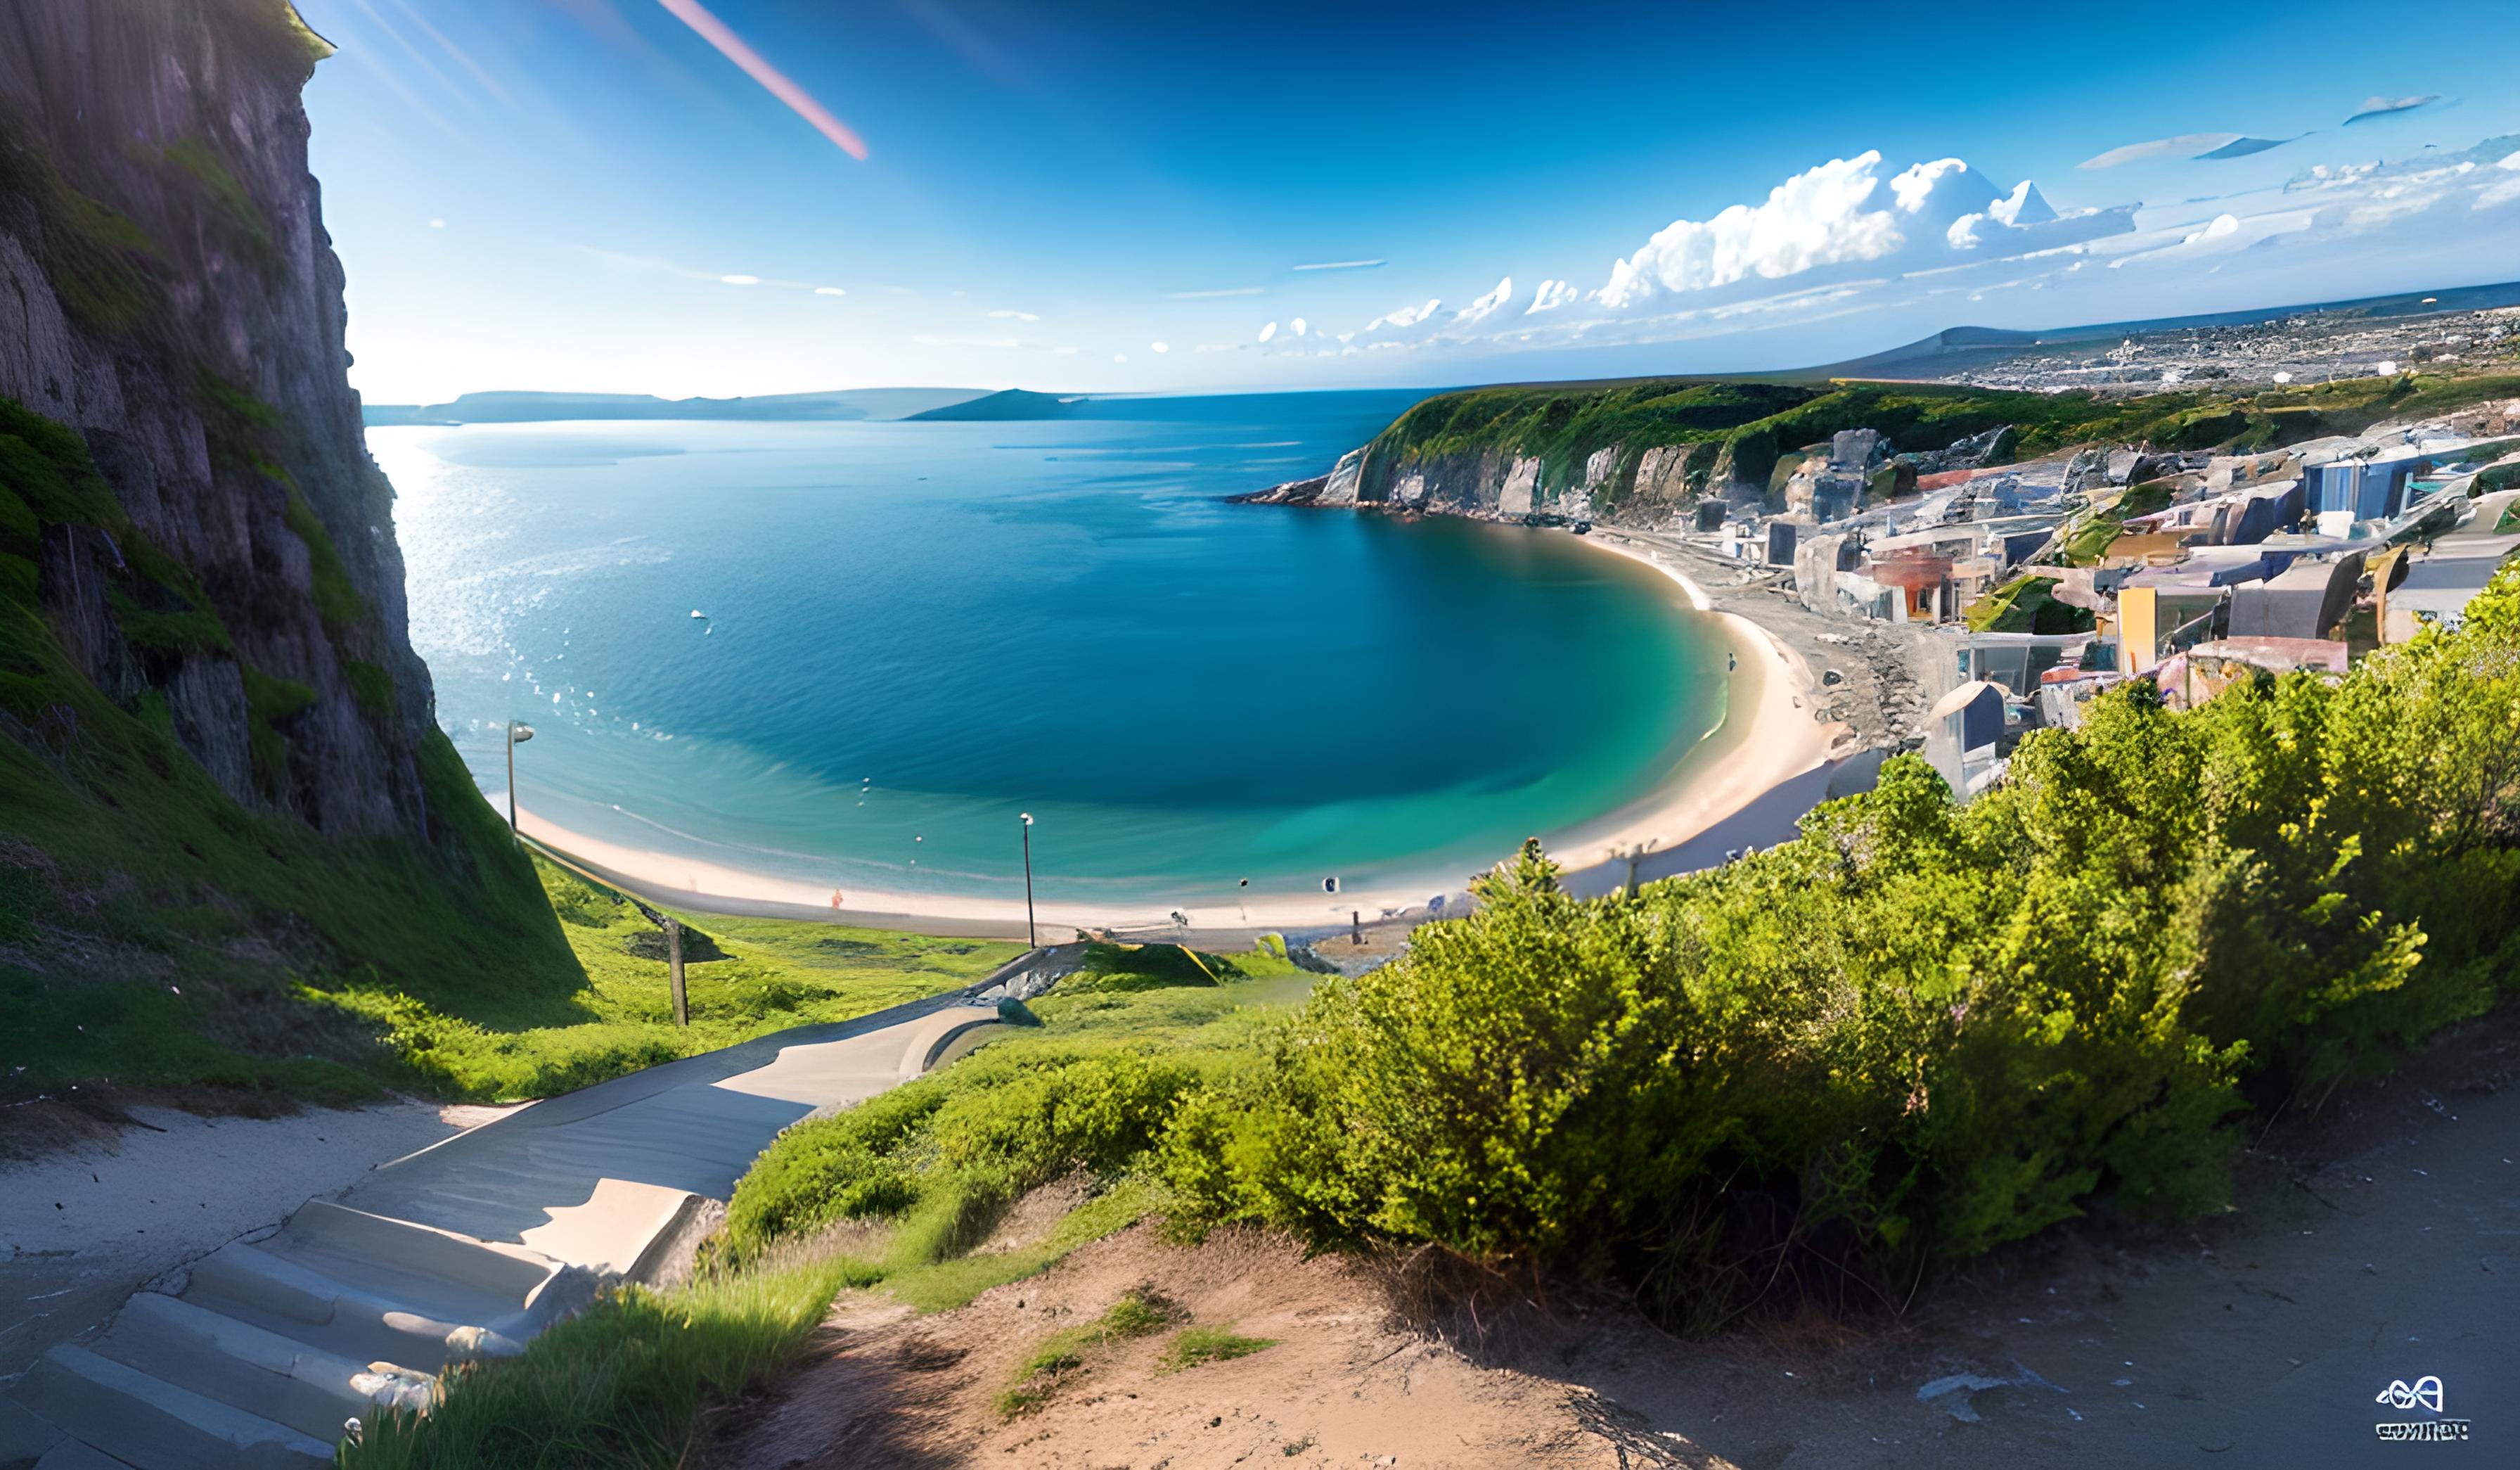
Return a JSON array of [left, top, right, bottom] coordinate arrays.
[[350, 859, 1024, 1101], [349, 943, 1316, 1469]]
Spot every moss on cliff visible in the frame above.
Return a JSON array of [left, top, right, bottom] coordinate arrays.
[[158, 136, 281, 272], [0, 108, 171, 342], [195, 371, 375, 634]]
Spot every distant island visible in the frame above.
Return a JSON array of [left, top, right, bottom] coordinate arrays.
[[361, 386, 990, 427]]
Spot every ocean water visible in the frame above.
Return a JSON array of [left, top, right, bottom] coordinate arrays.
[[380, 392, 1726, 909]]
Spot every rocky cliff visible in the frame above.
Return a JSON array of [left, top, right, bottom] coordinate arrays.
[[0, 0, 439, 836], [1233, 376, 2140, 528]]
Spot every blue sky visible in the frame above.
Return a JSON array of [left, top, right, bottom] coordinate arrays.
[[292, 0, 2520, 402]]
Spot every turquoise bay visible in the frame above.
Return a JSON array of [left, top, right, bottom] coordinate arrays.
[[381, 392, 1725, 909]]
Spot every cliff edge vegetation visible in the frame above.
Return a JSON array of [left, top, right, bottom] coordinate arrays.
[[1348, 370, 2520, 521]]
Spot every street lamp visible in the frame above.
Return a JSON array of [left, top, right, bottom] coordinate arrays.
[[1622, 837, 1660, 897], [1019, 813, 1036, 948], [506, 721, 535, 843]]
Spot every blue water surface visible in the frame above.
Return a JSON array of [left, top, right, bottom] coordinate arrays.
[[380, 391, 1723, 908]]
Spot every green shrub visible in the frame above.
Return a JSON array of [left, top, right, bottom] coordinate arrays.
[[721, 1048, 1208, 1265], [1161, 564, 2520, 1320]]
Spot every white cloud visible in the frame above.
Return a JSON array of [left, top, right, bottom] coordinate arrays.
[[1257, 321, 1278, 342], [721, 274, 762, 286], [1597, 151, 1906, 309], [1526, 279, 1579, 313], [1292, 259, 1384, 271], [1150, 341, 1169, 353], [428, 217, 446, 229], [1113, 353, 1128, 362], [814, 286, 847, 297], [1589, 151, 2131, 313], [987, 309, 1040, 321], [1455, 277, 1513, 324], [1891, 158, 1967, 212], [1292, 317, 1308, 336], [2187, 213, 2242, 245], [2344, 94, 2442, 124], [2079, 132, 2243, 170], [1366, 298, 1442, 331]]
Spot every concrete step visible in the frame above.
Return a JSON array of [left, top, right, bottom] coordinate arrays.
[[20, 1346, 334, 1470], [259, 1200, 570, 1319], [180, 1239, 515, 1375], [91, 1293, 381, 1442]]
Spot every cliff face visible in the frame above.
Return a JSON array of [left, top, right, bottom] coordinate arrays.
[[1247, 433, 1751, 526], [0, 0, 437, 836]]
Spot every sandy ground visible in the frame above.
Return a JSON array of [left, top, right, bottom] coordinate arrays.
[[713, 1014, 2520, 1470], [0, 1100, 509, 1393], [515, 530, 1846, 944], [709, 1225, 1634, 1470]]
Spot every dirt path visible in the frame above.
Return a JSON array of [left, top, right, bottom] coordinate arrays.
[[712, 1227, 1629, 1469], [714, 1019, 2518, 1469], [1553, 1038, 2519, 1469]]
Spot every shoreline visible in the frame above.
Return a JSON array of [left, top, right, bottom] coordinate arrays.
[[514, 520, 1843, 942], [1538, 530, 1841, 874]]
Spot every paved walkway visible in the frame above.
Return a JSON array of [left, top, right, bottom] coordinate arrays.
[[0, 953, 1062, 1470]]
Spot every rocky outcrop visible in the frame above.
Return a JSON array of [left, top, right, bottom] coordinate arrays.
[[1245, 433, 1757, 528], [0, 1, 440, 838]]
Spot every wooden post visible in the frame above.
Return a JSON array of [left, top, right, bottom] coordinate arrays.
[[1351, 910, 1363, 946], [666, 916, 688, 1027]]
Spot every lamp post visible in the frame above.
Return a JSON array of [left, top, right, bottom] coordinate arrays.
[[1019, 812, 1036, 948], [1624, 837, 1659, 897], [506, 721, 535, 844]]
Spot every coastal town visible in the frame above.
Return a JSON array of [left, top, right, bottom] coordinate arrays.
[[1600, 389, 2520, 805], [1246, 315, 2520, 839]]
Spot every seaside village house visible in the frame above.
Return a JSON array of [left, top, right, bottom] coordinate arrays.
[[1676, 413, 2520, 799]]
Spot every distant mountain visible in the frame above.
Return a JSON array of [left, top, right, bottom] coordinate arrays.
[[906, 387, 1441, 423], [906, 388, 1091, 421], [1807, 279, 2520, 381], [362, 387, 990, 427]]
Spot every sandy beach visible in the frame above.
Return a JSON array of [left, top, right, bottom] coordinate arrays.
[[517, 524, 1844, 942]]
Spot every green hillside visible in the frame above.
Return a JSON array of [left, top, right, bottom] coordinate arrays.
[[1356, 369, 2520, 511]]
